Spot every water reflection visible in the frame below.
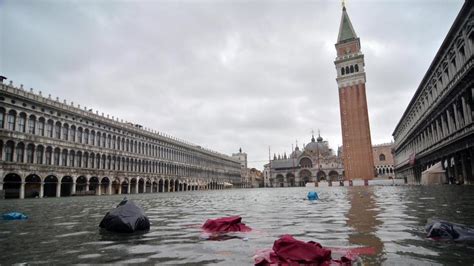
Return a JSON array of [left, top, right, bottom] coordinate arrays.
[[346, 187, 384, 264]]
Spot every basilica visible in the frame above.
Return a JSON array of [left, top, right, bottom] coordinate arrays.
[[263, 133, 344, 187]]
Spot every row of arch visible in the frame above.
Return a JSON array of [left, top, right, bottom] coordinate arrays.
[[1, 173, 227, 199], [376, 166, 394, 175], [273, 170, 341, 187], [340, 64, 360, 76], [0, 107, 237, 170], [0, 139, 238, 180]]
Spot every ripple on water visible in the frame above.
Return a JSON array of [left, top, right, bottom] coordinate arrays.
[[56, 231, 92, 238], [0, 186, 473, 265]]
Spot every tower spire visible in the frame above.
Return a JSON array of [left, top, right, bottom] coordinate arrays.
[[337, 2, 357, 43]]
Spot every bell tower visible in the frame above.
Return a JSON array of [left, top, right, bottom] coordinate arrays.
[[334, 3, 374, 180]]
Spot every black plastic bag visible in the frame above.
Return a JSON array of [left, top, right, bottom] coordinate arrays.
[[426, 219, 474, 242], [99, 199, 150, 233]]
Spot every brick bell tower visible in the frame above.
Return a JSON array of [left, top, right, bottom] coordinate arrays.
[[334, 3, 374, 180]]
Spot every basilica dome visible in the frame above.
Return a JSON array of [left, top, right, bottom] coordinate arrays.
[[304, 134, 329, 155]]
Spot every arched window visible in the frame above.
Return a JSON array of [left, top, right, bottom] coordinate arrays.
[[53, 148, 60, 165], [7, 110, 16, 131], [77, 127, 83, 143], [341, 67, 345, 75], [16, 143, 25, 162], [90, 131, 95, 145], [350, 65, 354, 73], [69, 150, 75, 167], [96, 132, 101, 146], [345, 66, 349, 75], [70, 125, 76, 142], [0, 108, 5, 128], [17, 113, 26, 132], [61, 149, 68, 166], [5, 141, 14, 162], [38, 118, 45, 136], [36, 145, 44, 164], [379, 154, 386, 161], [26, 144, 34, 163], [54, 122, 61, 139], [299, 157, 313, 168], [28, 115, 36, 134], [107, 135, 111, 148], [46, 120, 54, 138], [84, 129, 89, 144], [355, 64, 359, 72], [45, 147, 52, 165], [62, 124, 69, 140]]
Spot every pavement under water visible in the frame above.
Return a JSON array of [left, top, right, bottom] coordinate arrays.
[[1, 185, 474, 265]]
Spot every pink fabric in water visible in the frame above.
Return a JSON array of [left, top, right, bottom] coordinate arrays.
[[202, 216, 252, 233]]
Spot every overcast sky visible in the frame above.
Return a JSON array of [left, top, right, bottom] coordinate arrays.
[[0, 0, 464, 169]]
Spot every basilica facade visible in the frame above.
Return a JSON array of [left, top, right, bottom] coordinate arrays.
[[263, 134, 344, 187]]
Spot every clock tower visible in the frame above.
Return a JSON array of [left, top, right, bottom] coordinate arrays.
[[334, 4, 374, 180]]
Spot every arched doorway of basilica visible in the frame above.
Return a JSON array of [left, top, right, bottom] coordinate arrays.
[[276, 174, 285, 187], [299, 169, 312, 186], [328, 171, 339, 181], [317, 171, 327, 182], [286, 173, 296, 187]]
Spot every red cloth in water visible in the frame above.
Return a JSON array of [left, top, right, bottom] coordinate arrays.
[[202, 216, 252, 233], [255, 235, 352, 265]]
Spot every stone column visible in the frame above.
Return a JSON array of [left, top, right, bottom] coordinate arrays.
[[97, 184, 101, 196], [135, 181, 139, 194], [72, 182, 76, 195], [56, 182, 61, 197], [460, 151, 467, 184], [108, 182, 112, 195], [469, 148, 474, 184], [39, 182, 44, 198], [446, 109, 453, 134], [453, 103, 461, 128], [454, 155, 460, 182], [0, 182, 3, 190], [85, 182, 89, 192], [127, 182, 131, 194], [20, 182, 25, 199], [118, 183, 122, 195], [461, 96, 470, 124]]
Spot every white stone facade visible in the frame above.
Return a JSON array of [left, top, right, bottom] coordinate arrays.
[[0, 79, 241, 199]]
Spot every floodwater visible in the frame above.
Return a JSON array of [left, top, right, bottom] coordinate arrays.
[[1, 186, 474, 265]]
